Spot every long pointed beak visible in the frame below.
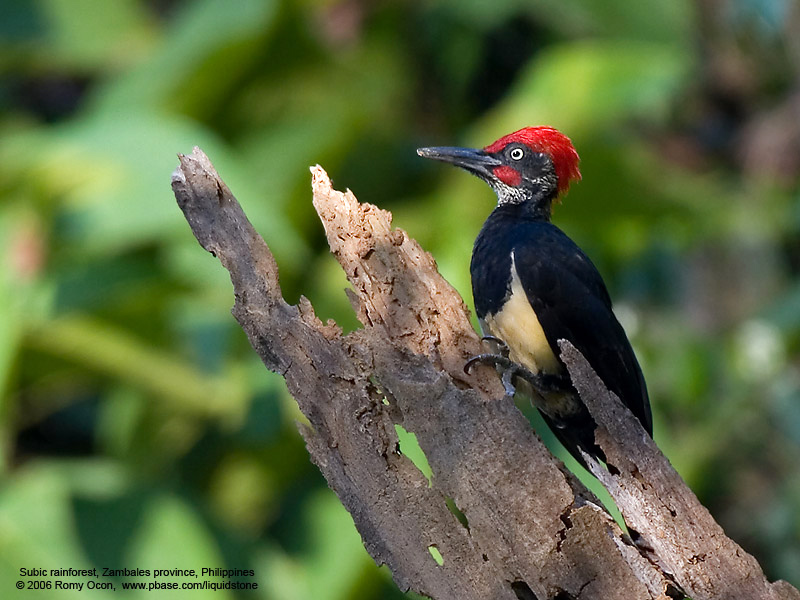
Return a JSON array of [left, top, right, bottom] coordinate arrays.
[[417, 146, 501, 178]]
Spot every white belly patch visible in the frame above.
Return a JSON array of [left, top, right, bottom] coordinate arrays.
[[483, 254, 561, 376]]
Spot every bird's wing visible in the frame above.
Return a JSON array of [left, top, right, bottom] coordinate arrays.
[[512, 230, 652, 435]]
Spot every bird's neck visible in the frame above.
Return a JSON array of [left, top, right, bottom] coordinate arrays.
[[493, 195, 553, 222], [491, 182, 556, 221]]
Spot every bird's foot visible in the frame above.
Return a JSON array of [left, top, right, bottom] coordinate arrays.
[[464, 352, 570, 399], [479, 335, 509, 357]]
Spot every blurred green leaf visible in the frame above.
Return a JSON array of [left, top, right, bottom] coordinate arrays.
[[434, 0, 691, 43], [24, 315, 248, 422], [256, 490, 374, 600], [125, 493, 231, 599], [481, 40, 691, 136], [36, 0, 156, 70], [0, 463, 115, 600], [90, 0, 278, 114], [0, 113, 301, 263]]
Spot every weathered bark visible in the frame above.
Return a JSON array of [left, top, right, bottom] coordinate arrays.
[[171, 147, 799, 600], [561, 343, 800, 600]]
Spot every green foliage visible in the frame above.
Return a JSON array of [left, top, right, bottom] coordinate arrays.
[[1, 0, 799, 595]]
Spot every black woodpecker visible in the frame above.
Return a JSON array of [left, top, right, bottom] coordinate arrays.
[[417, 126, 652, 465]]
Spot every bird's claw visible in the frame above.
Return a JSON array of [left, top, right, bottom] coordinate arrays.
[[479, 335, 509, 357], [464, 351, 570, 399], [467, 351, 527, 374], [462, 335, 512, 381], [500, 366, 517, 397], [464, 352, 507, 375]]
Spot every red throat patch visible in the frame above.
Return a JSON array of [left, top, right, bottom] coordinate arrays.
[[484, 126, 581, 196], [493, 165, 522, 187]]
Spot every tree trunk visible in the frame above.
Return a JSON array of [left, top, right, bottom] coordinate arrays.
[[171, 147, 799, 600]]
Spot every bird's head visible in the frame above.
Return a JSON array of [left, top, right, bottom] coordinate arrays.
[[417, 126, 581, 215]]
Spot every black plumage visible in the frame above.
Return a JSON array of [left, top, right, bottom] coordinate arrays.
[[471, 204, 652, 462]]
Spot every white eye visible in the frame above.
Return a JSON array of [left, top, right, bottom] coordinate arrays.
[[510, 147, 524, 160]]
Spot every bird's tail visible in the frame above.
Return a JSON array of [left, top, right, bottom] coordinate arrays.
[[538, 409, 605, 470]]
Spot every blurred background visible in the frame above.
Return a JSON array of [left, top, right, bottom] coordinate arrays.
[[1, 0, 799, 597]]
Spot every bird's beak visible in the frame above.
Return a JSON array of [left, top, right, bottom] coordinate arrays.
[[417, 146, 502, 178]]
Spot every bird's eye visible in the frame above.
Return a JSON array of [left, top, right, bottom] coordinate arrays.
[[509, 147, 524, 160]]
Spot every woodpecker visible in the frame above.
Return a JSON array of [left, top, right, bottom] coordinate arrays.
[[417, 126, 652, 464]]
